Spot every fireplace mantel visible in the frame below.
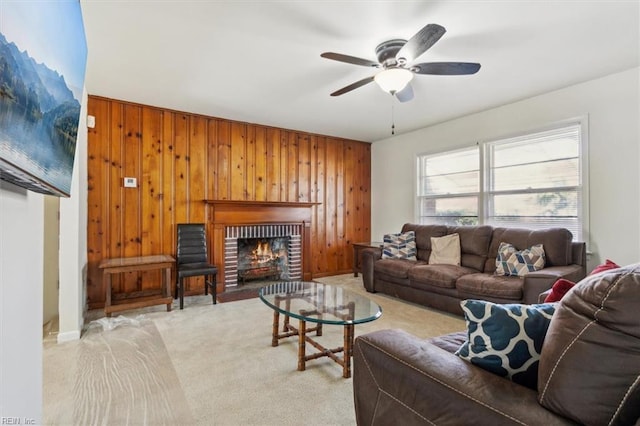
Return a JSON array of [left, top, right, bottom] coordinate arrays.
[[204, 200, 319, 208], [204, 200, 318, 291], [204, 200, 319, 225]]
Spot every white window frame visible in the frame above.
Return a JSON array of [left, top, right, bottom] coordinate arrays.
[[416, 117, 589, 242], [415, 145, 480, 226]]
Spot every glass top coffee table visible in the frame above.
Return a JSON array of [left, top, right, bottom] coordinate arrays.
[[259, 281, 382, 378]]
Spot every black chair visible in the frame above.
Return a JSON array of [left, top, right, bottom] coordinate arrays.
[[176, 223, 218, 309]]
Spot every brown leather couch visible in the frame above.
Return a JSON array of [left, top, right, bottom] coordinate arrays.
[[361, 224, 587, 315], [353, 264, 640, 425]]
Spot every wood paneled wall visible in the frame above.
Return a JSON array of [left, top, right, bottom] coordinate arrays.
[[86, 96, 371, 308]]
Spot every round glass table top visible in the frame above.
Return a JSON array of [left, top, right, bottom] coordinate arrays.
[[259, 281, 382, 325]]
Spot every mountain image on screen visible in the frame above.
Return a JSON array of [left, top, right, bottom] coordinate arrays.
[[0, 33, 81, 196]]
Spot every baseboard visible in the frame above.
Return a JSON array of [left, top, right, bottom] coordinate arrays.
[[57, 329, 81, 343], [312, 270, 352, 278]]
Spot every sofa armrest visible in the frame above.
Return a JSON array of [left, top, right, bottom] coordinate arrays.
[[539, 289, 552, 303], [354, 329, 574, 426], [361, 247, 381, 292], [522, 264, 584, 304], [571, 241, 587, 274]]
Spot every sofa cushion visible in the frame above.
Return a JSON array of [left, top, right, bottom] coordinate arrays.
[[408, 264, 476, 289], [429, 233, 461, 266], [456, 300, 556, 389], [495, 242, 546, 276], [382, 231, 417, 260], [456, 273, 523, 300], [485, 227, 572, 273], [447, 225, 493, 271], [374, 258, 422, 279], [426, 331, 467, 354], [538, 263, 640, 425]]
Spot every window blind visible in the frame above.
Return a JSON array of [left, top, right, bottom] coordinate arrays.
[[416, 122, 586, 241], [485, 124, 582, 240]]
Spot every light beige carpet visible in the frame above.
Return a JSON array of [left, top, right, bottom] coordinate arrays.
[[43, 274, 465, 425]]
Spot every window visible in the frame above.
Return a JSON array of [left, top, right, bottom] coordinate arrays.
[[417, 121, 586, 241], [417, 147, 480, 225]]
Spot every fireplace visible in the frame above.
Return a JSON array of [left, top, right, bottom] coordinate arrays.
[[205, 200, 316, 292], [237, 238, 286, 283], [224, 224, 302, 287]]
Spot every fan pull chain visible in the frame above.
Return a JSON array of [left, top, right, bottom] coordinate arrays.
[[391, 98, 395, 135]]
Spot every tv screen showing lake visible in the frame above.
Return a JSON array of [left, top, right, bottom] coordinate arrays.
[[0, 2, 87, 196]]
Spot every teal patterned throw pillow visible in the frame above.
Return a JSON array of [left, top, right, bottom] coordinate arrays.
[[455, 300, 556, 389], [382, 231, 417, 260]]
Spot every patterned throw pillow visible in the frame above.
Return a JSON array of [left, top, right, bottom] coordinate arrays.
[[382, 231, 417, 260], [495, 242, 546, 276], [455, 300, 556, 389]]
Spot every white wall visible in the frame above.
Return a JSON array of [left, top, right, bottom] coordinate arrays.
[[58, 89, 88, 343], [0, 183, 44, 423], [0, 89, 87, 420], [372, 67, 640, 270], [43, 196, 60, 326]]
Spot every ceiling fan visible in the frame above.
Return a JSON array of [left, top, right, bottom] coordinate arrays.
[[321, 23, 481, 102]]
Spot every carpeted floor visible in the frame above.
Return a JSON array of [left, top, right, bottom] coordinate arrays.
[[43, 274, 465, 425]]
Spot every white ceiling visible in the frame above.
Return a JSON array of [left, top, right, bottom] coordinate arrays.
[[81, 1, 640, 142]]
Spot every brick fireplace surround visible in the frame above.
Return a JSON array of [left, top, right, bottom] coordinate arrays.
[[204, 200, 317, 292]]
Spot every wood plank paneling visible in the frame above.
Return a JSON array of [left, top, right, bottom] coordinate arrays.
[[313, 136, 328, 275], [266, 128, 280, 201], [174, 114, 190, 224], [216, 120, 231, 200], [86, 97, 110, 306], [279, 130, 288, 201], [287, 131, 298, 201], [335, 139, 346, 272], [246, 125, 256, 201], [108, 103, 124, 293], [141, 107, 163, 290], [161, 111, 175, 265], [253, 125, 267, 201], [185, 116, 208, 293], [86, 96, 371, 308], [207, 119, 218, 204], [324, 139, 338, 273], [230, 122, 246, 200]]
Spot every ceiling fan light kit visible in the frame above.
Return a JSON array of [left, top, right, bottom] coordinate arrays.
[[321, 23, 480, 102], [374, 68, 413, 93]]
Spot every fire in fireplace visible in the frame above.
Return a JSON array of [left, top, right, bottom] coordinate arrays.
[[237, 237, 289, 284], [224, 224, 303, 288]]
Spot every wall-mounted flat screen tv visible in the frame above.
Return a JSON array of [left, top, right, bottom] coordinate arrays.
[[0, 1, 87, 197]]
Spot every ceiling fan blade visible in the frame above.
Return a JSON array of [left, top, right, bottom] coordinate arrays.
[[396, 24, 446, 63], [321, 52, 380, 68], [395, 83, 414, 103], [412, 62, 481, 75], [330, 75, 375, 96]]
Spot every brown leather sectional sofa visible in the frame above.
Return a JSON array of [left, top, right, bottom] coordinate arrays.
[[361, 224, 587, 315], [353, 263, 640, 425]]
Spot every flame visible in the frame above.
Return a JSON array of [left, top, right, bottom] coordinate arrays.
[[251, 241, 278, 264]]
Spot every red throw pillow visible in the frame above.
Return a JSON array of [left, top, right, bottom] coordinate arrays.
[[544, 278, 576, 303], [590, 259, 620, 275]]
